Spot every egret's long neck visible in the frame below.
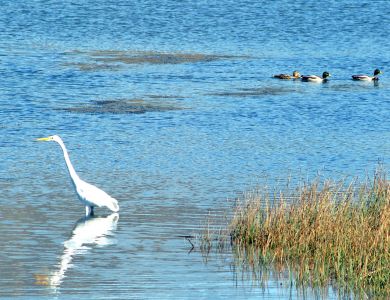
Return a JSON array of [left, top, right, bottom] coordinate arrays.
[[56, 139, 80, 184]]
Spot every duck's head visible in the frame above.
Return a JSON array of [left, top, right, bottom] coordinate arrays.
[[322, 72, 331, 79], [374, 69, 382, 76], [292, 70, 301, 78]]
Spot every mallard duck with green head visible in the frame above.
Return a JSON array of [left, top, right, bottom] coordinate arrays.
[[352, 69, 382, 81], [301, 72, 331, 83], [273, 70, 301, 80]]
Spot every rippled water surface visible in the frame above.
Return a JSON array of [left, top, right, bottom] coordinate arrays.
[[1, 1, 390, 299]]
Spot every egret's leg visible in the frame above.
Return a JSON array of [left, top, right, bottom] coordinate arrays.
[[85, 206, 93, 216]]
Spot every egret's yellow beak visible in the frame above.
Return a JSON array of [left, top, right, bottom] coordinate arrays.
[[36, 136, 52, 142]]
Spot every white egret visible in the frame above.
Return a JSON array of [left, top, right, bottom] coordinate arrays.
[[36, 135, 119, 216]]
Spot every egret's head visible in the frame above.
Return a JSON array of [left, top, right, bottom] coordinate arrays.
[[36, 135, 61, 142]]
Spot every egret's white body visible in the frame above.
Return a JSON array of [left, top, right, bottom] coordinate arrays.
[[37, 135, 119, 216]]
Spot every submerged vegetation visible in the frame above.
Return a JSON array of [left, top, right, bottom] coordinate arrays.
[[202, 169, 390, 297], [64, 50, 247, 71], [62, 98, 184, 114], [209, 86, 303, 97]]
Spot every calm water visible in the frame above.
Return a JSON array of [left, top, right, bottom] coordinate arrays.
[[1, 1, 390, 299]]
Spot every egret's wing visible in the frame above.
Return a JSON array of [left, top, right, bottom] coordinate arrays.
[[77, 181, 119, 212]]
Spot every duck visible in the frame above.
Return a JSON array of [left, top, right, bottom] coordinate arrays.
[[301, 72, 331, 83], [352, 69, 382, 81], [273, 70, 301, 80]]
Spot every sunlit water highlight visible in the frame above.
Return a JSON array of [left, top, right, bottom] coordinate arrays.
[[1, 0, 390, 299]]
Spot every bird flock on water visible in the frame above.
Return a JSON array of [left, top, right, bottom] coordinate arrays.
[[273, 69, 382, 83]]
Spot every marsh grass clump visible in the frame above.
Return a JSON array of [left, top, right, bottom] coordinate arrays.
[[199, 211, 231, 256], [229, 170, 390, 297]]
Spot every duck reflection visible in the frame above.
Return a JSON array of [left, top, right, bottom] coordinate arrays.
[[35, 213, 119, 290]]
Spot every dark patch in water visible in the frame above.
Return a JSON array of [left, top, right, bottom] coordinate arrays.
[[64, 50, 249, 71], [209, 86, 302, 97], [145, 94, 184, 99], [327, 82, 379, 92], [62, 98, 183, 114], [62, 62, 123, 71]]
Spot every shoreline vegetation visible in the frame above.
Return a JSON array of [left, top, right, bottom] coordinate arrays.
[[200, 168, 389, 297]]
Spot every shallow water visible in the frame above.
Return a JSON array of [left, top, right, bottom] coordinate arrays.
[[1, 1, 390, 299]]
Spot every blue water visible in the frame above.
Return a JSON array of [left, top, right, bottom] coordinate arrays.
[[1, 1, 390, 299]]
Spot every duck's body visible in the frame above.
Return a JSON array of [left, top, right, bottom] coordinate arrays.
[[352, 69, 381, 81], [301, 72, 331, 83], [273, 70, 301, 80]]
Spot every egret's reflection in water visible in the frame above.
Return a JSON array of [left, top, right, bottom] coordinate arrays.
[[35, 213, 119, 291]]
